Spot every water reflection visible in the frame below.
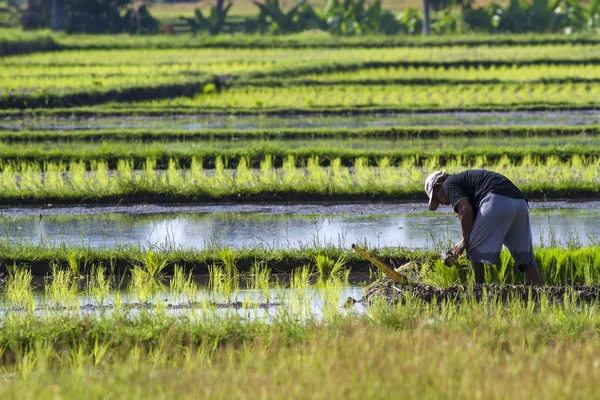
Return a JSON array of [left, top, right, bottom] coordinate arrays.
[[3, 109, 600, 131], [2, 209, 599, 249]]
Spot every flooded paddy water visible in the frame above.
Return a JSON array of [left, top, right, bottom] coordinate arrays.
[[2, 202, 599, 249], [3, 109, 600, 131], [13, 283, 368, 320]]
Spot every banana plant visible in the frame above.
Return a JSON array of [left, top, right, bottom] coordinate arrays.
[[314, 0, 400, 35], [253, 0, 312, 33], [396, 6, 423, 34], [463, 0, 588, 33], [180, 0, 233, 35], [562, 0, 600, 32]]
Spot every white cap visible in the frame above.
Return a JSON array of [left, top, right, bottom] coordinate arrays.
[[424, 170, 445, 211]]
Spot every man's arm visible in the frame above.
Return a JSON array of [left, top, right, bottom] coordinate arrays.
[[453, 198, 474, 258]]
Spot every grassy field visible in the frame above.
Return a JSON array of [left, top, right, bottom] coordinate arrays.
[[3, 24, 600, 398], [3, 45, 600, 110], [1, 292, 600, 399]]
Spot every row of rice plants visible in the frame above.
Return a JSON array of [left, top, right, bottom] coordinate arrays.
[[2, 141, 600, 169], [120, 82, 600, 111], [0, 248, 593, 315], [1, 242, 600, 285], [5, 45, 599, 67], [0, 251, 351, 311], [0, 62, 268, 80], [4, 62, 599, 109], [6, 61, 600, 93], [1, 71, 209, 97], [0, 126, 596, 142], [287, 64, 600, 84], [0, 156, 596, 203]]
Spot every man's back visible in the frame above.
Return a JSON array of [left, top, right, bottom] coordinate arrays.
[[442, 170, 525, 211]]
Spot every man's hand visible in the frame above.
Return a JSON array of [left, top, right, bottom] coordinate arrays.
[[453, 238, 468, 259]]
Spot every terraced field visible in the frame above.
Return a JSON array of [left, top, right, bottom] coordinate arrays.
[[2, 34, 600, 397]]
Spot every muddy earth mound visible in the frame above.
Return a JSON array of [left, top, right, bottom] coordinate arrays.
[[361, 276, 600, 305]]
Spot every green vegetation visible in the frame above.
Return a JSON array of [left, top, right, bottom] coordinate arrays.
[[2, 137, 600, 168], [3, 44, 600, 111], [0, 126, 597, 142], [5, 28, 600, 56], [0, 241, 600, 284], [3, 28, 600, 399], [5, 2, 600, 397], [121, 82, 596, 112], [0, 155, 595, 204], [2, 302, 600, 399], [2, 240, 600, 284]]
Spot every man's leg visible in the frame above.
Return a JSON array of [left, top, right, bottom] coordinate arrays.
[[504, 198, 542, 286], [467, 194, 507, 284], [520, 264, 542, 286], [472, 262, 485, 284]]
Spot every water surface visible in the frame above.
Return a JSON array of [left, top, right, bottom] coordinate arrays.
[[3, 110, 599, 131], [3, 207, 598, 249]]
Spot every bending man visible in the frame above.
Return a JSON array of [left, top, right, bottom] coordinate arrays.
[[424, 169, 542, 285]]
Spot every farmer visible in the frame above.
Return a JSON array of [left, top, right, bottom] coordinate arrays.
[[424, 169, 542, 285]]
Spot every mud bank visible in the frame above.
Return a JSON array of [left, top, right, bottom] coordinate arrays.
[[362, 278, 600, 304]]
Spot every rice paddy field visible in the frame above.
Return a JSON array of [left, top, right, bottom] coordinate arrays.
[[3, 31, 600, 398]]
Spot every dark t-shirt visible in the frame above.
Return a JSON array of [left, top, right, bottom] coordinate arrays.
[[442, 170, 526, 212]]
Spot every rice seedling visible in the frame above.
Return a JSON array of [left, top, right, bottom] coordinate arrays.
[[208, 249, 240, 303], [295, 64, 600, 85], [45, 264, 79, 310], [0, 126, 595, 143], [0, 153, 598, 204], [289, 264, 314, 320], [6, 45, 596, 71], [5, 264, 35, 311], [314, 254, 348, 280], [319, 274, 346, 322], [129, 267, 158, 304], [87, 266, 110, 308], [139, 249, 168, 281], [66, 249, 84, 280], [248, 260, 271, 304], [170, 264, 198, 306], [130, 82, 600, 111]]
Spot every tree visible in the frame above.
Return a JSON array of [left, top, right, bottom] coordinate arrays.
[[423, 0, 430, 34], [50, 0, 64, 31]]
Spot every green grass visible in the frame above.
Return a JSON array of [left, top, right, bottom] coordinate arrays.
[[1, 288, 600, 398]]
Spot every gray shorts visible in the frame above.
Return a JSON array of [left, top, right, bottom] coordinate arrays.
[[467, 193, 536, 268]]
